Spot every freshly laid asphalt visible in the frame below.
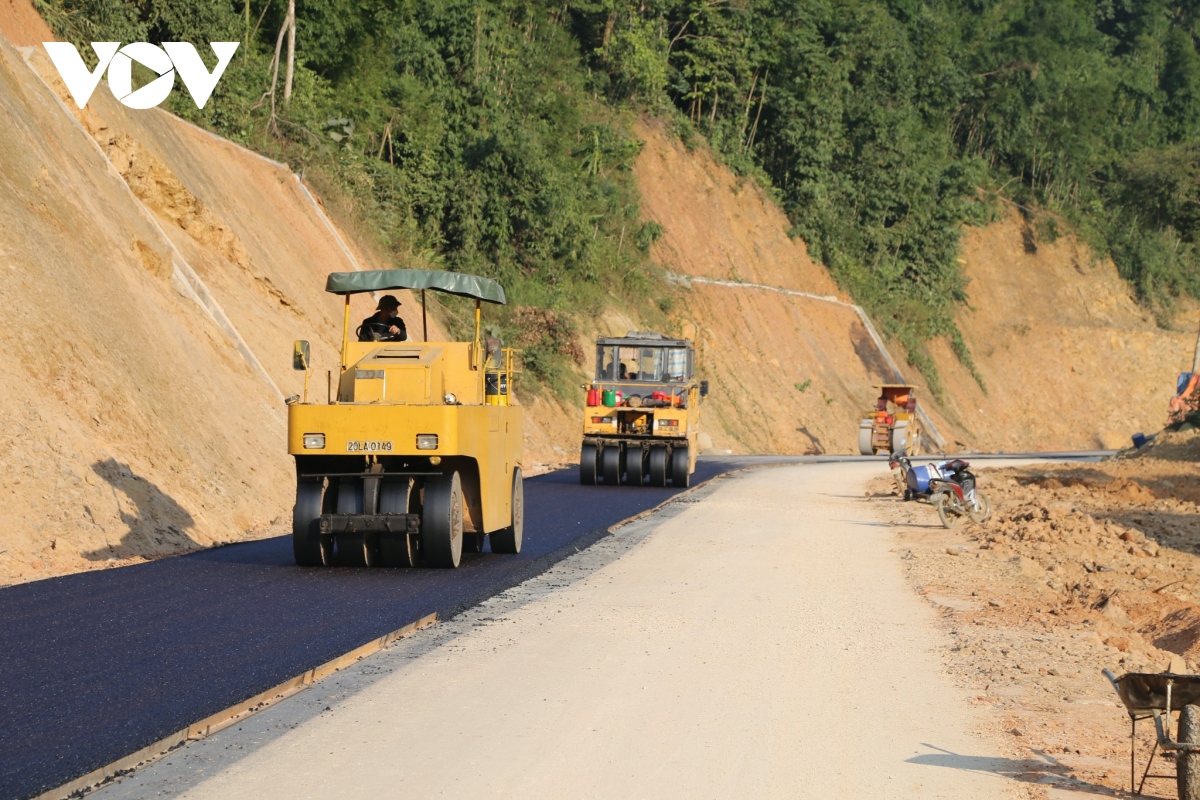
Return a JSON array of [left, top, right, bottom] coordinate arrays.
[[0, 452, 1110, 799]]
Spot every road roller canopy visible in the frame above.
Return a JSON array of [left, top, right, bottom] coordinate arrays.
[[874, 384, 917, 411], [325, 269, 507, 304]]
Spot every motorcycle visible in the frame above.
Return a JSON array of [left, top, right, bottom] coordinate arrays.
[[927, 459, 990, 528], [888, 454, 942, 502]]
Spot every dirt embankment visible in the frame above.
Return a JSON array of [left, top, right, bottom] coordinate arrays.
[[0, 24, 456, 586], [633, 119, 1197, 457], [634, 122, 909, 455], [932, 214, 1197, 453], [874, 438, 1200, 795]]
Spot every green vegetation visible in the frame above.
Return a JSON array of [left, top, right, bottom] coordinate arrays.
[[35, 0, 1200, 397]]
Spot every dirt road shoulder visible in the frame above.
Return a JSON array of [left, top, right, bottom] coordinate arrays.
[[876, 444, 1200, 799]]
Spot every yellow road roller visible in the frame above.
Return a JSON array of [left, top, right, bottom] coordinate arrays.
[[579, 332, 708, 487], [287, 269, 522, 568]]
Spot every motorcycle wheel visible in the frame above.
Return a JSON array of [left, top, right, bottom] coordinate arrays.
[[968, 492, 991, 524], [933, 492, 963, 529]]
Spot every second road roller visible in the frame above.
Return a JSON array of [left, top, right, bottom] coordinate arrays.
[[579, 331, 708, 487]]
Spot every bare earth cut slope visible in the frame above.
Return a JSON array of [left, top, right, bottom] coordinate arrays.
[[933, 214, 1196, 452], [633, 120, 1197, 457], [0, 22, 449, 585], [0, 34, 292, 584], [635, 121, 912, 455]]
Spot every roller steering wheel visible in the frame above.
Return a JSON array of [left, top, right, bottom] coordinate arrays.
[[362, 321, 404, 342]]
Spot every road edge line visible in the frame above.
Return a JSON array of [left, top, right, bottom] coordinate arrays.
[[37, 613, 437, 800]]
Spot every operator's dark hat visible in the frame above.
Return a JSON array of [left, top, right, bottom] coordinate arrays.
[[377, 294, 402, 310]]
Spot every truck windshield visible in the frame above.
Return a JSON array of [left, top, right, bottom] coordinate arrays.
[[595, 345, 690, 382]]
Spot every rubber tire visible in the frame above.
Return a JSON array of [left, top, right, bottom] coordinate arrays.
[[580, 443, 598, 485], [490, 468, 523, 554], [601, 446, 622, 486], [968, 492, 991, 524], [858, 425, 874, 456], [625, 448, 645, 487], [334, 478, 366, 566], [934, 492, 962, 529], [891, 422, 909, 456], [378, 480, 419, 567], [1179, 705, 1200, 800], [422, 472, 464, 568], [670, 445, 690, 488], [648, 447, 669, 487], [292, 480, 328, 567]]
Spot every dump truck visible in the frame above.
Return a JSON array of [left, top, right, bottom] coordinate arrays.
[[858, 384, 922, 456], [287, 269, 522, 569], [579, 332, 708, 487]]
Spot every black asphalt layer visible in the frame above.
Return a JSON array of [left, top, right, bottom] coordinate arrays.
[[0, 461, 747, 800]]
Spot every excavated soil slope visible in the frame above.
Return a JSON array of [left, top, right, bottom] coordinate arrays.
[[932, 213, 1197, 452], [0, 33, 294, 585], [0, 25, 459, 586], [633, 120, 1196, 456], [635, 121, 953, 454]]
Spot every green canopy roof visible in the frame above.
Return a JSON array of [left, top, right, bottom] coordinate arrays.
[[325, 269, 507, 304]]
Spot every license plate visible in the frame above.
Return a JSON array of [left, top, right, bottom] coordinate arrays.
[[346, 440, 393, 452]]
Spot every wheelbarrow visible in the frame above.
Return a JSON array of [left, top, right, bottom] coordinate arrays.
[[1105, 669, 1200, 797]]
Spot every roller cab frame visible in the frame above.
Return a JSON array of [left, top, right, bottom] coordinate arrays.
[[579, 331, 708, 488], [288, 269, 523, 569], [858, 384, 922, 456]]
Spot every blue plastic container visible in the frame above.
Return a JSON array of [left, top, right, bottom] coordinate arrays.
[[1132, 432, 1147, 448], [907, 463, 944, 493]]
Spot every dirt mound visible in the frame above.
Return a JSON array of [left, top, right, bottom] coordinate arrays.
[[1122, 428, 1200, 462], [874, 452, 1200, 793]]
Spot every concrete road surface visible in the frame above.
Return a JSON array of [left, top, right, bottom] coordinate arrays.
[[104, 462, 1013, 799]]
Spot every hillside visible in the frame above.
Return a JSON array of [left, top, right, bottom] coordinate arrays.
[[0, 19, 459, 585], [933, 213, 1197, 452], [632, 122, 1197, 455]]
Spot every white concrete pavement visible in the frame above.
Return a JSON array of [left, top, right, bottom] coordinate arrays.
[[102, 462, 1015, 799]]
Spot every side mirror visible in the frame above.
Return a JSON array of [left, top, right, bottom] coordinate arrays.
[[699, 380, 709, 397], [293, 340, 311, 371]]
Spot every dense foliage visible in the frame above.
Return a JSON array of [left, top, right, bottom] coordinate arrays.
[[36, 0, 1200, 396]]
